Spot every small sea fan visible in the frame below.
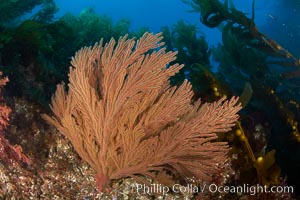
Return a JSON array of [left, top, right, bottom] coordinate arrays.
[[0, 72, 10, 131], [0, 72, 30, 166]]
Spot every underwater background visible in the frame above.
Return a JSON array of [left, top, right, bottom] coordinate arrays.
[[0, 0, 299, 199]]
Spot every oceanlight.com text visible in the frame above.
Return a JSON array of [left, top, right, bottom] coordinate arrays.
[[135, 183, 294, 196]]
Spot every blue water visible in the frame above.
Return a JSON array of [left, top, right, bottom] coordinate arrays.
[[52, 0, 274, 47]]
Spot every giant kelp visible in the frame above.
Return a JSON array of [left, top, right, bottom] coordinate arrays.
[[160, 21, 219, 100], [183, 0, 299, 67], [183, 0, 300, 196], [0, 0, 56, 26], [0, 7, 137, 106], [0, 19, 59, 105]]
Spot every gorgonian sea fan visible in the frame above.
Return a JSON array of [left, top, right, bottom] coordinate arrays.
[[43, 32, 241, 191]]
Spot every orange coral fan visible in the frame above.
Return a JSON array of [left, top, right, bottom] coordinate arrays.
[[0, 72, 10, 131], [0, 72, 30, 166], [43, 32, 241, 191]]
